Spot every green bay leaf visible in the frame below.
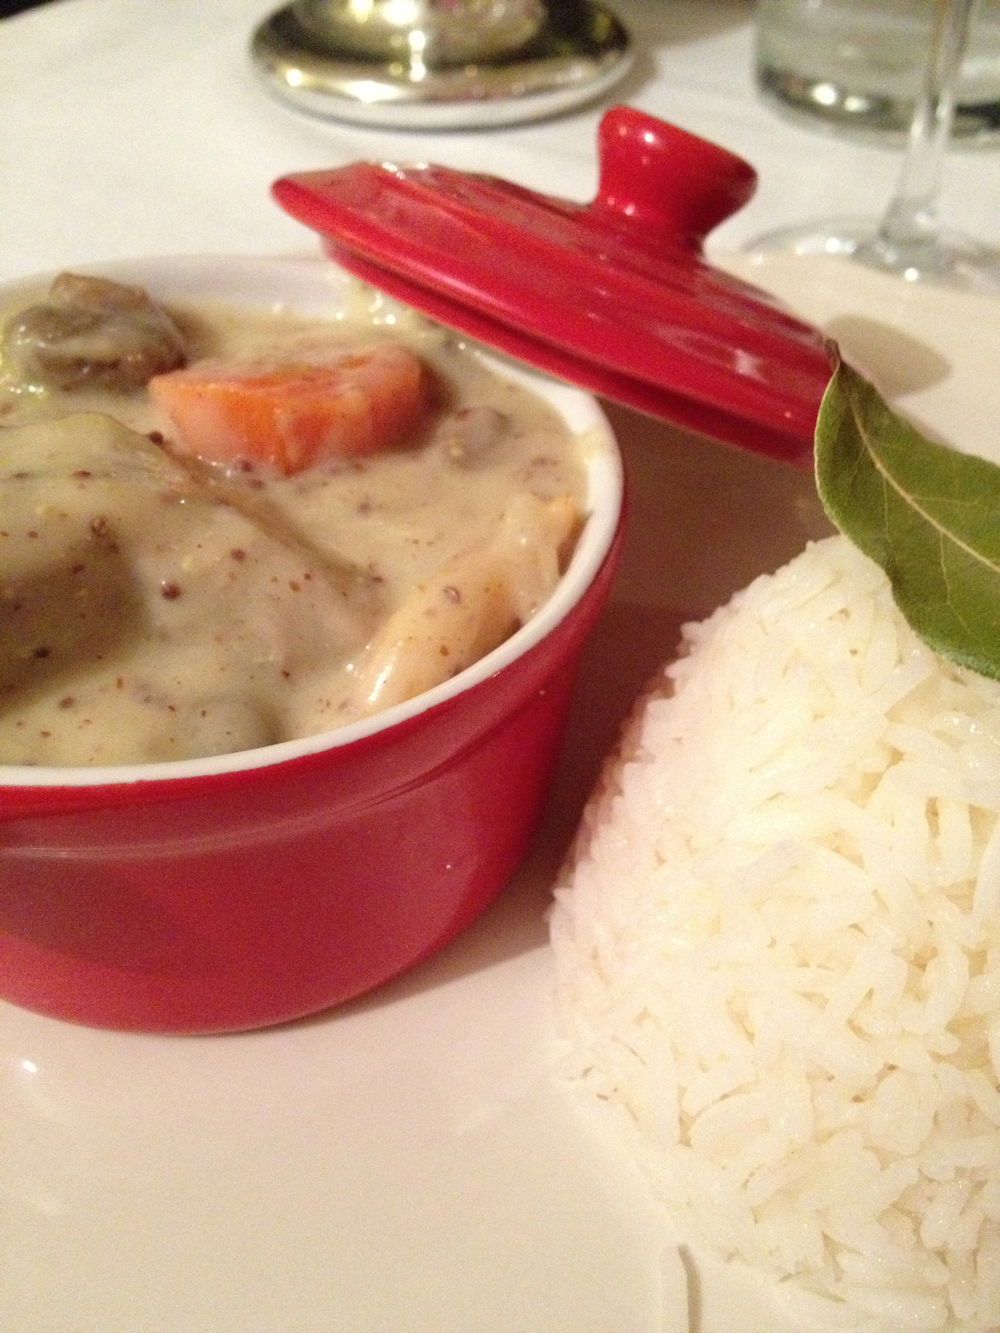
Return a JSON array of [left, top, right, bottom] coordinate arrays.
[[816, 355, 1000, 680]]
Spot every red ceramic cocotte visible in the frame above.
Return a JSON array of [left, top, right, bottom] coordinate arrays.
[[0, 579, 618, 1033], [0, 255, 624, 1034]]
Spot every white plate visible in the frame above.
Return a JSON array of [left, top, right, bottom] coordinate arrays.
[[3, 253, 996, 1333]]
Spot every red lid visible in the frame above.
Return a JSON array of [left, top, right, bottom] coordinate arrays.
[[272, 107, 831, 462]]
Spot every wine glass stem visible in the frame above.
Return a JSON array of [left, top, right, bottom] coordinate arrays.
[[877, 0, 979, 253]]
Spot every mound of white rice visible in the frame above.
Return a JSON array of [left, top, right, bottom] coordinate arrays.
[[550, 535, 1000, 1332]]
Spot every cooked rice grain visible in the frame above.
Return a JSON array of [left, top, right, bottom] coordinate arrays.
[[550, 536, 1000, 1331]]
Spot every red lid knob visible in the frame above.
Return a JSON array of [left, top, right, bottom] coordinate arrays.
[[595, 106, 758, 248]]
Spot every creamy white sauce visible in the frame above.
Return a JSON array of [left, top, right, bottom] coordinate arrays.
[[0, 291, 584, 764]]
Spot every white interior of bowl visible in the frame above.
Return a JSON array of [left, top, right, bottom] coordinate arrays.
[[0, 254, 623, 789]]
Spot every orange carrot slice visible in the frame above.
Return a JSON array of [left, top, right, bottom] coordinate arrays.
[[149, 344, 430, 474]]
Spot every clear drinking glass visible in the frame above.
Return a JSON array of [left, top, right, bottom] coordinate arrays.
[[750, 0, 1000, 290], [755, 0, 1000, 139]]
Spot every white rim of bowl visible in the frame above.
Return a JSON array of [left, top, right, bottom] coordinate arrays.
[[0, 253, 624, 789]]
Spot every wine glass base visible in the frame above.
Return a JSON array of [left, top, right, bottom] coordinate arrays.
[[747, 218, 1000, 293]]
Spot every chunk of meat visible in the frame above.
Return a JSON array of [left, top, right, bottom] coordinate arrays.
[[0, 412, 382, 765], [148, 345, 431, 475], [1, 272, 186, 391]]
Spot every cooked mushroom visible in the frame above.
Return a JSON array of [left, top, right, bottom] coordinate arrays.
[[2, 271, 186, 392]]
